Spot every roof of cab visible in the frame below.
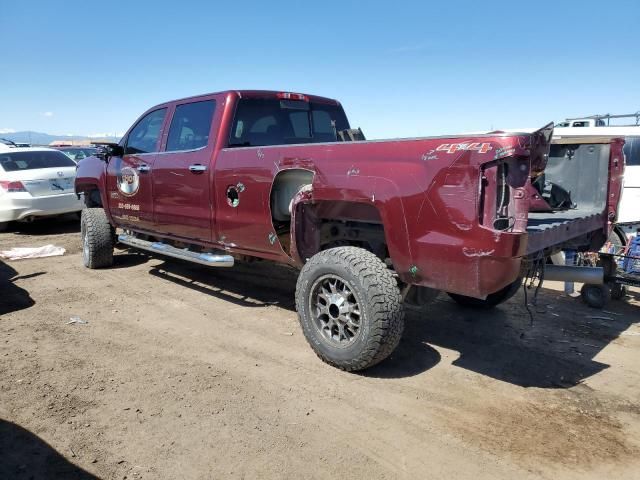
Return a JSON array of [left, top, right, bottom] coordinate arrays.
[[153, 90, 340, 109]]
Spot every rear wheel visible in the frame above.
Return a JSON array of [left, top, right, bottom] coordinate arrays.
[[0, 222, 8, 232], [447, 277, 523, 309], [81, 208, 114, 269], [296, 247, 404, 371]]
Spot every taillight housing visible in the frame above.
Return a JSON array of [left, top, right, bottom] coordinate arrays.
[[0, 180, 27, 193], [479, 157, 530, 233]]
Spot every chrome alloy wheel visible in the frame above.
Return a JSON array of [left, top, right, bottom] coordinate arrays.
[[309, 274, 362, 346]]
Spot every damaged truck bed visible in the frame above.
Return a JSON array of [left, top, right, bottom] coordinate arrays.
[[75, 90, 623, 371], [526, 136, 624, 255]]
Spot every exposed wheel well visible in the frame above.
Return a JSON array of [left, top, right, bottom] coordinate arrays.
[[293, 200, 388, 263], [81, 188, 103, 208]]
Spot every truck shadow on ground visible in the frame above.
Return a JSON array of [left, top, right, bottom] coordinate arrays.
[[366, 290, 639, 386], [138, 255, 638, 388], [0, 259, 36, 316], [110, 250, 153, 269], [0, 418, 97, 479], [147, 258, 298, 310]]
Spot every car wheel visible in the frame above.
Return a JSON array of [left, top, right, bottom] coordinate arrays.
[[0, 222, 8, 232], [81, 208, 114, 269], [447, 277, 523, 309], [295, 247, 404, 371]]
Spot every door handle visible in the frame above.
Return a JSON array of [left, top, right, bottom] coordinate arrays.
[[189, 164, 207, 173], [137, 164, 151, 173]]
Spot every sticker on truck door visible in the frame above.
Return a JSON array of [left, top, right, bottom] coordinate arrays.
[[117, 166, 140, 196]]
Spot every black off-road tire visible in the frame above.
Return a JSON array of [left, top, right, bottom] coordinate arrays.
[[81, 208, 114, 269], [447, 277, 523, 309], [0, 222, 8, 232], [295, 247, 404, 371]]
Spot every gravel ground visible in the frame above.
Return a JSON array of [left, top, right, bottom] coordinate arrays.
[[1, 217, 639, 480]]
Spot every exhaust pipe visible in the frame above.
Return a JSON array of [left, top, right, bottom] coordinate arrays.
[[543, 265, 603, 285]]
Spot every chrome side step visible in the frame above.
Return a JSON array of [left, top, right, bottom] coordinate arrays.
[[117, 233, 234, 267]]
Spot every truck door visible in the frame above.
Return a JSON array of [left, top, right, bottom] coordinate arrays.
[[215, 146, 285, 255], [106, 108, 167, 232], [151, 99, 217, 242]]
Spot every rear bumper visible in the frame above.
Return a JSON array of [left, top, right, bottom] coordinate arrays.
[[0, 192, 83, 222]]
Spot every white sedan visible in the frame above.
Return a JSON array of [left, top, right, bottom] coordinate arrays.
[[0, 144, 84, 231]]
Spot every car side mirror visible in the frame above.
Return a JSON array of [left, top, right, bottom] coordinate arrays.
[[93, 143, 124, 161]]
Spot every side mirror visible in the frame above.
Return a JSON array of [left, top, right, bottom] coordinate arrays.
[[109, 145, 124, 157], [93, 143, 124, 161]]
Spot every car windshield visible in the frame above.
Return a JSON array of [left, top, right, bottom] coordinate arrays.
[[0, 150, 77, 172], [228, 98, 350, 147]]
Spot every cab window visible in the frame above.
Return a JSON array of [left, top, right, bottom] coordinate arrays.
[[228, 98, 350, 147], [166, 100, 216, 152], [125, 108, 167, 155]]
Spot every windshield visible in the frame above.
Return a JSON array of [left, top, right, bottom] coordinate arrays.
[[0, 150, 76, 172], [228, 98, 350, 147]]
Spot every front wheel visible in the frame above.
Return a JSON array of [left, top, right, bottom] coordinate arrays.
[[447, 277, 523, 309], [295, 247, 404, 371], [81, 208, 114, 269]]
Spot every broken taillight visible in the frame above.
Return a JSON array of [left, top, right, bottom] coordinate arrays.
[[479, 157, 530, 233], [0, 180, 27, 192]]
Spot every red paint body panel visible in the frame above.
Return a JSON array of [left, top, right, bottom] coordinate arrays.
[[77, 90, 606, 299], [607, 138, 625, 229]]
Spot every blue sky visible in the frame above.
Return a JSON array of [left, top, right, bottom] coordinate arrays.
[[1, 0, 638, 139]]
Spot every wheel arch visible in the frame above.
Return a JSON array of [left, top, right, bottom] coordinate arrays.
[[290, 197, 393, 265], [75, 181, 107, 208]]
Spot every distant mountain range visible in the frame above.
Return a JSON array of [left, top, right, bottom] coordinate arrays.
[[0, 131, 120, 146]]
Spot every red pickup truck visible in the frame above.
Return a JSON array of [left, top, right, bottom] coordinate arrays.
[[75, 90, 623, 371]]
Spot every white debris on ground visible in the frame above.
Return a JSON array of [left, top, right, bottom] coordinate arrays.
[[67, 316, 88, 325], [0, 245, 66, 260]]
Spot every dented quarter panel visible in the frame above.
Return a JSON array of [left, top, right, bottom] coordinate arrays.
[[213, 133, 537, 297]]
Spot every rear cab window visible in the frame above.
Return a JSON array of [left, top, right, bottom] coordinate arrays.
[[228, 97, 350, 147], [166, 100, 216, 152], [0, 150, 76, 172]]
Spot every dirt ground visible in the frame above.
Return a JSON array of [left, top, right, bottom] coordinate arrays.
[[1, 217, 639, 480]]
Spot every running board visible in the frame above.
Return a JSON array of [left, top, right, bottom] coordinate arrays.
[[117, 234, 234, 267]]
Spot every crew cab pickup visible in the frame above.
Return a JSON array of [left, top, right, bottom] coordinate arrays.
[[75, 90, 622, 371]]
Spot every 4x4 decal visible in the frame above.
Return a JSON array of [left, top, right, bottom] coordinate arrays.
[[436, 142, 492, 154]]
